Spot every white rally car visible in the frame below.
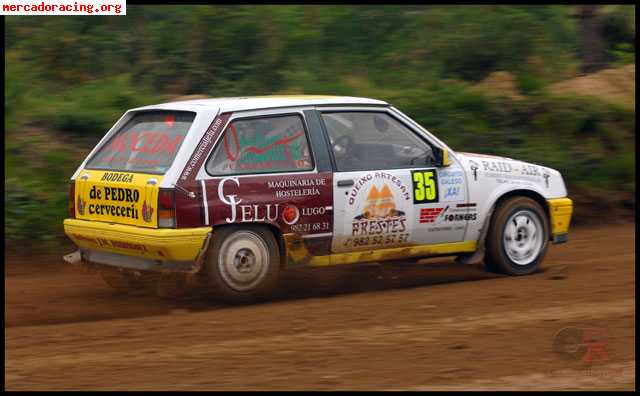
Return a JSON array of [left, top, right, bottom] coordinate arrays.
[[64, 95, 573, 302]]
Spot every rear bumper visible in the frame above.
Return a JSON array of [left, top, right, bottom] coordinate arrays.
[[63, 219, 212, 271], [547, 198, 573, 244]]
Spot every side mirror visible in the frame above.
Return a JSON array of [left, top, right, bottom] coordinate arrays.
[[433, 146, 451, 167]]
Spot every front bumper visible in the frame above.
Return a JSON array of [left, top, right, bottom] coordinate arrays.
[[547, 198, 573, 244], [63, 219, 212, 272]]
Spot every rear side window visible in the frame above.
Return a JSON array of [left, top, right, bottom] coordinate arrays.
[[86, 111, 195, 174], [206, 114, 314, 175]]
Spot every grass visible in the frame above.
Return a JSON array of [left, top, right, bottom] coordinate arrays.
[[4, 68, 636, 249]]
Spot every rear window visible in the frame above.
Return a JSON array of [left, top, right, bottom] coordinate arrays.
[[85, 111, 195, 174]]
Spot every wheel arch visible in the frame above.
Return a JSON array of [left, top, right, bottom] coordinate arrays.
[[485, 188, 551, 240]]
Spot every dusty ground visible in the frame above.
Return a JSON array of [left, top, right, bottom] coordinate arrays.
[[4, 223, 636, 390]]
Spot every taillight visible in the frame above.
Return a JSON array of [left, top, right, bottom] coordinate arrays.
[[69, 181, 76, 218], [158, 188, 176, 228]]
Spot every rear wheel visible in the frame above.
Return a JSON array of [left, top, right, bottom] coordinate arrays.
[[486, 196, 549, 275], [205, 226, 281, 303]]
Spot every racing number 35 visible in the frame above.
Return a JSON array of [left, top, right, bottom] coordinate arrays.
[[412, 169, 439, 204]]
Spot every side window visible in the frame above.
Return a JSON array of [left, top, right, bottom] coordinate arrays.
[[206, 114, 314, 175], [321, 112, 435, 172]]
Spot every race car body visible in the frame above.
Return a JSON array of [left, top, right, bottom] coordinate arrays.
[[63, 95, 573, 301]]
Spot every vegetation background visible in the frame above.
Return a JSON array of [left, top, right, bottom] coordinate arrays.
[[4, 5, 636, 249]]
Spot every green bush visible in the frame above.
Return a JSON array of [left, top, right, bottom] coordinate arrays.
[[29, 75, 162, 137], [3, 6, 636, 248]]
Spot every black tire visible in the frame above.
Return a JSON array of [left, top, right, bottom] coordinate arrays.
[[485, 196, 550, 275], [205, 225, 281, 303]]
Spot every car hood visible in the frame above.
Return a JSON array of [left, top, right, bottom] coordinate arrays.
[[453, 151, 567, 198]]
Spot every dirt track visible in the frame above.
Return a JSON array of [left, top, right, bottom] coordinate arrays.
[[5, 223, 636, 390]]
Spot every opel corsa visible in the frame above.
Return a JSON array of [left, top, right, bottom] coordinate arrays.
[[63, 96, 573, 302]]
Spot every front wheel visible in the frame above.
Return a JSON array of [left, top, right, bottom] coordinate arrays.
[[485, 196, 550, 275], [205, 226, 281, 303]]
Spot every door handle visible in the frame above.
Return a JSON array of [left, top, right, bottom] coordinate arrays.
[[337, 179, 354, 187]]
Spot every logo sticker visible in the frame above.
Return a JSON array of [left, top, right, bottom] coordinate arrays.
[[469, 160, 480, 181], [419, 207, 446, 223], [342, 172, 413, 250]]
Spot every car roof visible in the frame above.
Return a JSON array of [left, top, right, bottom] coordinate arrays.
[[131, 95, 389, 113]]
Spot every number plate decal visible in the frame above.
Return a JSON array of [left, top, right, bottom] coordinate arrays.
[[411, 169, 439, 204]]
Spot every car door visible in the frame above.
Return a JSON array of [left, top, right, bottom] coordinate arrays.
[[318, 108, 468, 254], [192, 107, 335, 256]]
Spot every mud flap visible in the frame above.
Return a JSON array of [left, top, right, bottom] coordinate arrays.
[[455, 205, 495, 265]]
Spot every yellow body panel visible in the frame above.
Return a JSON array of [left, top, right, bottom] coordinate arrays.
[[64, 219, 211, 261], [547, 197, 573, 235], [284, 233, 477, 267], [75, 169, 164, 228]]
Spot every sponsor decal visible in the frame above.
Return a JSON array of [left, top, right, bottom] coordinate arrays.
[[482, 160, 513, 173], [443, 202, 478, 222], [439, 169, 464, 201], [100, 172, 134, 183], [141, 200, 154, 223], [348, 172, 411, 205], [480, 159, 544, 182], [222, 122, 309, 171], [444, 186, 460, 199], [543, 170, 551, 188], [420, 203, 478, 224], [72, 233, 97, 244], [267, 178, 325, 198], [469, 160, 480, 181], [444, 213, 477, 222], [108, 240, 149, 252], [281, 205, 300, 225], [77, 195, 86, 215], [107, 132, 182, 155], [343, 172, 412, 249], [215, 176, 331, 234], [217, 177, 279, 224], [75, 171, 162, 226], [180, 113, 231, 183], [427, 226, 453, 232], [302, 206, 328, 216], [411, 168, 439, 204], [85, 184, 141, 220], [419, 206, 446, 223], [93, 237, 148, 252], [291, 221, 331, 233]]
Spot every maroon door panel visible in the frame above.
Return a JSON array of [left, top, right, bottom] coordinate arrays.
[[206, 171, 333, 237], [174, 179, 204, 228]]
